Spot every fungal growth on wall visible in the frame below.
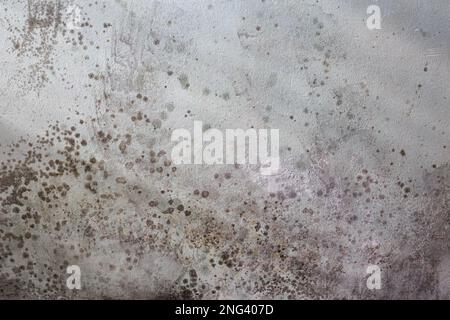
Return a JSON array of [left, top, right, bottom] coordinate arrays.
[[0, 0, 449, 299]]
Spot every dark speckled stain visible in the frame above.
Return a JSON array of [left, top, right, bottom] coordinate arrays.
[[0, 0, 449, 300]]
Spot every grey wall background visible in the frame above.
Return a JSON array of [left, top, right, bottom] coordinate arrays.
[[0, 0, 449, 299]]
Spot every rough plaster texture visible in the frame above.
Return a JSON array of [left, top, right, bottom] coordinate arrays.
[[0, 0, 449, 299]]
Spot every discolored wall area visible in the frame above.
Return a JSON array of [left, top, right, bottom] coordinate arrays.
[[0, 0, 449, 299]]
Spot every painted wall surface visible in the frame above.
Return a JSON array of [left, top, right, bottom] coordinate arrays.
[[0, 0, 449, 299]]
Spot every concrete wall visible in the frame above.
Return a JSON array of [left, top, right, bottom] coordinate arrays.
[[0, 0, 449, 299]]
